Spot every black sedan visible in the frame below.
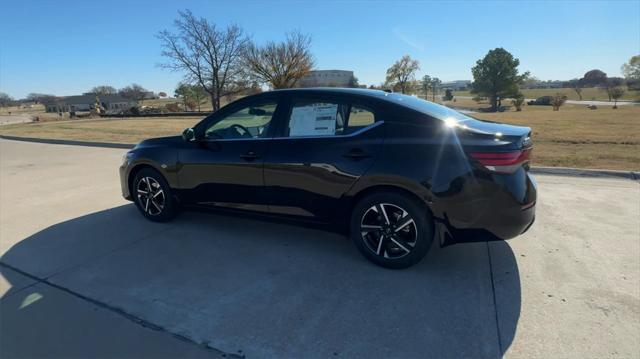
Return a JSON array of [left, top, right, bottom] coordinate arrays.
[[120, 88, 536, 268]]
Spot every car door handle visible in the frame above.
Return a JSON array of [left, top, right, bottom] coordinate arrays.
[[342, 149, 371, 160], [240, 151, 261, 161]]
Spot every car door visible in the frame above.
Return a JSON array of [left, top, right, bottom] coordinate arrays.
[[176, 96, 283, 212], [263, 94, 384, 222]]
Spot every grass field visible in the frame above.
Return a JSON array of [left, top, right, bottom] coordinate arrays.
[[453, 87, 640, 102], [1, 103, 638, 171]]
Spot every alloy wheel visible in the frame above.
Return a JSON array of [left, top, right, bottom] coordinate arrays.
[[360, 203, 418, 259], [136, 176, 165, 216]]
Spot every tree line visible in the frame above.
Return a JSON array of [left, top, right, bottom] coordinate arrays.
[[381, 50, 639, 112]]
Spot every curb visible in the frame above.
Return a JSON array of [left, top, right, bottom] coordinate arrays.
[[0, 135, 135, 149], [530, 166, 639, 181], [2, 135, 638, 180]]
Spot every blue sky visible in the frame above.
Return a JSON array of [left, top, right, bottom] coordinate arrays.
[[1, 0, 638, 98]]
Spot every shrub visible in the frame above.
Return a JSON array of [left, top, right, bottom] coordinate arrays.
[[443, 89, 454, 101], [550, 93, 568, 111], [165, 103, 181, 112], [511, 94, 525, 111]]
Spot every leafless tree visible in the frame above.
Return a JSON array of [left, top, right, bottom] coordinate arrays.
[[243, 31, 314, 89], [118, 84, 148, 104], [89, 85, 117, 96], [385, 55, 420, 94], [26, 93, 56, 104], [0, 92, 13, 107], [158, 10, 250, 111]]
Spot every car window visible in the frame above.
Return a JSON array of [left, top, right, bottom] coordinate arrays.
[[286, 100, 375, 137], [205, 102, 277, 139]]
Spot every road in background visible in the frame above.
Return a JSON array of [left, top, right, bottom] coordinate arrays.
[[1, 139, 638, 358]]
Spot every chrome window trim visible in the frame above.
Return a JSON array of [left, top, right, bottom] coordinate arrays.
[[202, 121, 384, 143]]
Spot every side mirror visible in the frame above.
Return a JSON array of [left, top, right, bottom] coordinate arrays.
[[182, 127, 196, 142]]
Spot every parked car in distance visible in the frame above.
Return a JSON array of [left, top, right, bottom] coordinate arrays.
[[527, 95, 553, 106], [120, 88, 536, 268]]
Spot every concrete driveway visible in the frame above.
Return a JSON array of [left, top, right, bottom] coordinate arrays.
[[0, 138, 638, 358]]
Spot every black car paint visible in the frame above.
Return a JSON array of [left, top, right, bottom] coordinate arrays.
[[120, 88, 536, 245]]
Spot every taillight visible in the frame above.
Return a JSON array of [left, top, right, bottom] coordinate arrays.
[[469, 148, 532, 173]]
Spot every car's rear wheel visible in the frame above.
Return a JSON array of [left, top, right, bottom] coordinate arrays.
[[132, 168, 177, 222], [351, 191, 434, 269]]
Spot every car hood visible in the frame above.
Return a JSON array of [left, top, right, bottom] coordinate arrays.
[[134, 135, 183, 149]]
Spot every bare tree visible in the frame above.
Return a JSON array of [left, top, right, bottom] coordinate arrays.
[[118, 84, 148, 104], [158, 10, 250, 111], [89, 85, 117, 96], [243, 31, 314, 89], [385, 55, 420, 94], [0, 92, 13, 107], [26, 93, 56, 104], [572, 80, 583, 100]]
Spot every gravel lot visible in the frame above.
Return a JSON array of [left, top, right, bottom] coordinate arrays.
[[1, 138, 638, 358]]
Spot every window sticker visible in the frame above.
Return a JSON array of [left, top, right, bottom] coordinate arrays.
[[289, 104, 337, 136]]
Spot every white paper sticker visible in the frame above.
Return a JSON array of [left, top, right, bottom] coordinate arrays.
[[289, 104, 337, 136]]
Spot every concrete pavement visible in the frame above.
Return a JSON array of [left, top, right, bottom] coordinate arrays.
[[0, 138, 638, 358]]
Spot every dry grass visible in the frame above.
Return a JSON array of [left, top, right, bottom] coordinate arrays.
[[1, 104, 638, 171], [467, 104, 640, 171], [453, 87, 640, 102], [0, 117, 203, 144]]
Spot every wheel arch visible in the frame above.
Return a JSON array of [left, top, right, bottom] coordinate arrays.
[[340, 183, 434, 231], [127, 163, 165, 200]]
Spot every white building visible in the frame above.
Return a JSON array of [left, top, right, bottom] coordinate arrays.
[[440, 80, 471, 91], [43, 95, 137, 113], [298, 70, 355, 88]]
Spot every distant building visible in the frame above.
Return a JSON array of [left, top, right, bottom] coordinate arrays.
[[43, 95, 136, 113], [298, 70, 355, 88], [440, 80, 471, 91], [143, 91, 159, 100]]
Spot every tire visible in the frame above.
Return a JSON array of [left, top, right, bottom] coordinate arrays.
[[350, 191, 434, 269], [132, 168, 177, 222]]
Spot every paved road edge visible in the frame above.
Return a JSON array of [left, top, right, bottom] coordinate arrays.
[[2, 135, 638, 180]]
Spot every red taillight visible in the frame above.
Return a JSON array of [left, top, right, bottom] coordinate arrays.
[[469, 148, 532, 173]]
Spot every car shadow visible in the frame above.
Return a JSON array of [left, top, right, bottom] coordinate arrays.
[[1, 204, 521, 358]]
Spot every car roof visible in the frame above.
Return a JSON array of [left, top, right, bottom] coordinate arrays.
[[243, 88, 463, 123], [254, 87, 411, 106]]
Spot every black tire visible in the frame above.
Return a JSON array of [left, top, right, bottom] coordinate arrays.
[[132, 168, 177, 222], [350, 191, 434, 269]]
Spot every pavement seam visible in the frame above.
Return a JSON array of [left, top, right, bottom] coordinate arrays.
[[485, 241, 504, 355], [0, 261, 242, 358]]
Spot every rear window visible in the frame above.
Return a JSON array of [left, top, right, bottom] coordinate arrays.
[[385, 93, 473, 124], [286, 99, 375, 137]]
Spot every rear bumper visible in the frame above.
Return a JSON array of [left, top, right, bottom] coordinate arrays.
[[435, 170, 537, 244]]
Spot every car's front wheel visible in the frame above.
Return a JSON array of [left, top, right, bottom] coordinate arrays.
[[351, 191, 434, 269], [132, 168, 177, 222]]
